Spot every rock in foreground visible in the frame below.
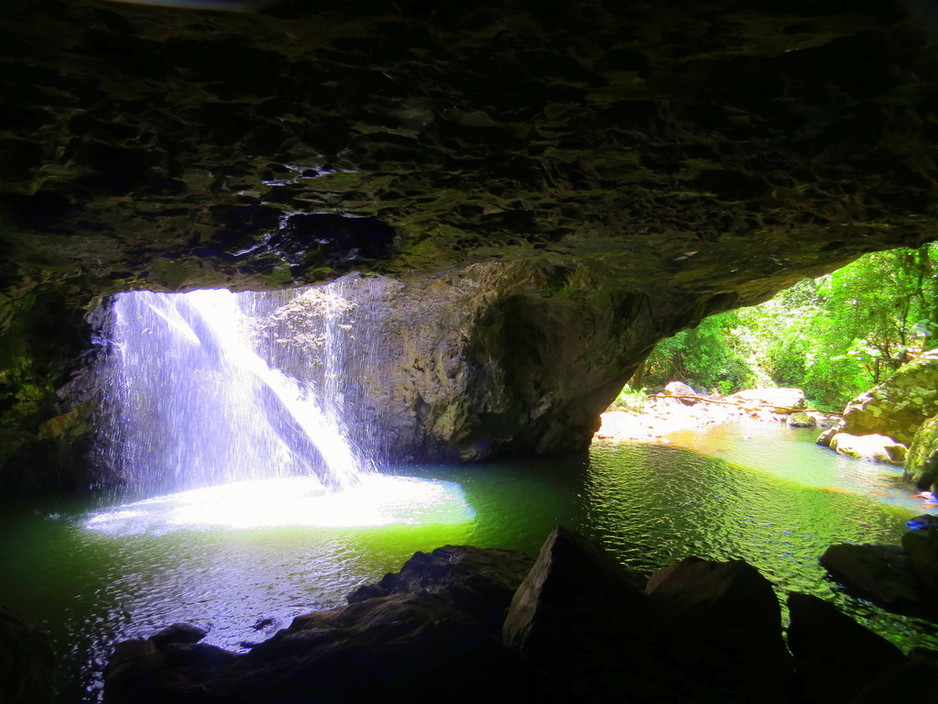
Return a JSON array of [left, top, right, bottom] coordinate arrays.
[[820, 514, 938, 617], [106, 528, 928, 704]]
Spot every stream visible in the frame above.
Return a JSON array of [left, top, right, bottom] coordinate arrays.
[[1, 421, 937, 701]]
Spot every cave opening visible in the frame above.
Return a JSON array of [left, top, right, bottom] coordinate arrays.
[[6, 267, 938, 702]]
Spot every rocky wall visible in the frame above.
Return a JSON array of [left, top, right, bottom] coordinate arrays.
[[5, 0, 938, 486]]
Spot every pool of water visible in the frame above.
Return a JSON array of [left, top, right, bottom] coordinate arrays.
[[2, 424, 937, 701]]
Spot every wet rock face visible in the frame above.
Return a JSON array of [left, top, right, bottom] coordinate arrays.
[[4, 0, 938, 478], [259, 263, 679, 461]]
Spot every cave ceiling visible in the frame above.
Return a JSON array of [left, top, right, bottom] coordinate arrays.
[[3, 0, 938, 309]]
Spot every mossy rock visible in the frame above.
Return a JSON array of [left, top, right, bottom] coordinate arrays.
[[835, 350, 938, 445], [905, 414, 938, 490]]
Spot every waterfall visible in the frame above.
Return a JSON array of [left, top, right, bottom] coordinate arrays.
[[94, 285, 370, 496]]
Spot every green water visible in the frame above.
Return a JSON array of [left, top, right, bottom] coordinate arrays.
[[1, 424, 937, 701]]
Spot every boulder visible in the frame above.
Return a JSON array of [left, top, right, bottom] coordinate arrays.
[[787, 411, 817, 428], [852, 657, 938, 704], [645, 557, 792, 703], [786, 592, 906, 704], [238, 593, 532, 704], [827, 432, 906, 463], [819, 543, 923, 612], [346, 544, 534, 637], [664, 380, 698, 405], [149, 623, 208, 648], [502, 526, 671, 701], [904, 413, 938, 490], [0, 607, 58, 704], [901, 514, 938, 586], [106, 593, 531, 704], [819, 350, 938, 447]]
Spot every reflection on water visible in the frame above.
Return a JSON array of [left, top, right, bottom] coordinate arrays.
[[664, 421, 929, 512], [85, 475, 474, 535], [1, 428, 938, 701]]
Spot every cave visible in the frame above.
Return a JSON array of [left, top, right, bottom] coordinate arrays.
[[4, 0, 938, 701]]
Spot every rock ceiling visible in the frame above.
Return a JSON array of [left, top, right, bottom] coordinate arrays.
[[5, 0, 938, 478], [3, 0, 938, 305]]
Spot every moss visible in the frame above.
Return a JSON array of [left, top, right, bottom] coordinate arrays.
[[263, 265, 295, 287], [905, 414, 938, 489]]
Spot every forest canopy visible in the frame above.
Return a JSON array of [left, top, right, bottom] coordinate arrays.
[[637, 243, 938, 409]]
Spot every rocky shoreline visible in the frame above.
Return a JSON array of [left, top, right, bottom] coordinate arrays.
[[101, 527, 936, 704], [594, 386, 833, 444]]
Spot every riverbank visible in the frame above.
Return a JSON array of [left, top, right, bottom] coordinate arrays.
[[594, 389, 834, 444]]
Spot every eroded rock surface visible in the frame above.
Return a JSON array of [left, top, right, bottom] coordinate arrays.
[[819, 350, 938, 448], [5, 0, 938, 479]]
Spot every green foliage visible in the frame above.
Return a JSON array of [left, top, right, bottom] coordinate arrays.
[[643, 311, 756, 394], [641, 243, 938, 408], [612, 384, 648, 412]]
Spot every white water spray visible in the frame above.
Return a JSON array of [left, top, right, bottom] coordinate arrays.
[[95, 287, 369, 495]]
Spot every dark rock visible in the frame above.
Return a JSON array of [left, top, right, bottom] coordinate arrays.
[[150, 623, 207, 648], [503, 526, 671, 701], [901, 514, 938, 586], [0, 606, 58, 704], [852, 657, 938, 704], [786, 592, 906, 704], [820, 543, 924, 612], [347, 544, 534, 637], [107, 593, 535, 704], [102, 531, 934, 704], [645, 557, 792, 703]]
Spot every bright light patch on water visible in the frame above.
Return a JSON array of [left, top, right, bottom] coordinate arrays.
[[84, 475, 475, 535]]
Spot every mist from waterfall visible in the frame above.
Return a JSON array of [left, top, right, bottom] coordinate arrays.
[[94, 283, 371, 497]]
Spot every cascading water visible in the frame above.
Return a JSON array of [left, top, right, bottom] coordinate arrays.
[[94, 286, 369, 497]]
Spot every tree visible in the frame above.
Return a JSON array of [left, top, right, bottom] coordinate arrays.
[[641, 243, 938, 408]]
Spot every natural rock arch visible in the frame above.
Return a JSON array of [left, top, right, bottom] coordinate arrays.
[[3, 0, 938, 488]]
